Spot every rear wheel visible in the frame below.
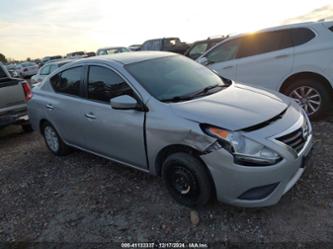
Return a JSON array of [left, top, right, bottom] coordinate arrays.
[[283, 78, 331, 120], [42, 122, 71, 156], [162, 152, 213, 207]]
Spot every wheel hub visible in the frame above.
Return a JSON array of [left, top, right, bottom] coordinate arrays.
[[289, 86, 321, 116], [44, 126, 59, 152], [170, 166, 198, 197]]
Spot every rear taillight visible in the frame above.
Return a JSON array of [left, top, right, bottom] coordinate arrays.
[[22, 81, 32, 101]]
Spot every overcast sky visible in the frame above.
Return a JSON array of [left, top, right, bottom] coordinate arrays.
[[1, 0, 332, 60]]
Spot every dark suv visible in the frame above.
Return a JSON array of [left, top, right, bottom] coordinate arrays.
[[140, 37, 189, 54]]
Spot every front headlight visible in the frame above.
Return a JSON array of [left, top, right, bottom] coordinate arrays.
[[203, 126, 282, 166]]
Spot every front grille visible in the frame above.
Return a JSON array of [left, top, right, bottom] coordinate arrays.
[[276, 127, 306, 153]]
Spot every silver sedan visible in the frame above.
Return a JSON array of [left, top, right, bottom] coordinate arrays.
[[28, 52, 313, 207]]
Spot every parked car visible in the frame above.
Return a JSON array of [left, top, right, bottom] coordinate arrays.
[[31, 59, 74, 85], [15, 62, 39, 78], [185, 36, 227, 60], [41, 55, 63, 66], [66, 51, 86, 59], [6, 64, 19, 77], [86, 52, 96, 57], [0, 62, 32, 131], [28, 52, 313, 208], [140, 37, 189, 54], [197, 21, 333, 119], [96, 47, 130, 56], [129, 44, 142, 51]]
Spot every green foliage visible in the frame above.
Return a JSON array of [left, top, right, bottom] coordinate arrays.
[[0, 53, 7, 63]]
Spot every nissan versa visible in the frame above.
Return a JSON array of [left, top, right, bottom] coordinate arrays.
[[27, 52, 313, 207]]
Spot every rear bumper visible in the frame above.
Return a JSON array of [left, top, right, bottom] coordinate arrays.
[[0, 110, 29, 127]]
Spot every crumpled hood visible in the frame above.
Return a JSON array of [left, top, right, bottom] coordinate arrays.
[[171, 83, 291, 131]]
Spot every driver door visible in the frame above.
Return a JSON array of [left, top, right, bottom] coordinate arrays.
[[79, 65, 147, 169]]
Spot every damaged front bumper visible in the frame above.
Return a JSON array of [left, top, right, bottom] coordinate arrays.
[[200, 133, 313, 208]]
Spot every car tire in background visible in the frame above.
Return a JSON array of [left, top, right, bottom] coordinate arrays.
[[41, 121, 71, 156], [162, 152, 213, 207], [283, 78, 332, 120]]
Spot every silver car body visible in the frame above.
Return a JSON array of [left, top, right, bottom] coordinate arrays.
[[28, 52, 313, 207]]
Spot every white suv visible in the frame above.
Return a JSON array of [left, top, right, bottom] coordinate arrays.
[[197, 21, 333, 119]]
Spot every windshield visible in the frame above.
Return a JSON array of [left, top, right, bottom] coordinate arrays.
[[126, 55, 226, 101]]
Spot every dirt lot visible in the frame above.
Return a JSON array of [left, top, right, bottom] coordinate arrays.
[[0, 114, 332, 248]]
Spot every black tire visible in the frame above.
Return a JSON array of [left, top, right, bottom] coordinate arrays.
[[282, 78, 332, 120], [162, 152, 213, 207], [21, 123, 33, 133], [41, 122, 71, 156]]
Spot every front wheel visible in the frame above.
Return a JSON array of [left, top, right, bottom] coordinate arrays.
[[162, 152, 213, 207], [283, 78, 331, 120]]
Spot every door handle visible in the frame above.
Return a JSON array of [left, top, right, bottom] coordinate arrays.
[[85, 113, 96, 120], [46, 104, 54, 110], [275, 54, 289, 59], [223, 65, 234, 70]]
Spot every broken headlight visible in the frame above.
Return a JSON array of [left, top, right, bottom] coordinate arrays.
[[202, 126, 282, 166]]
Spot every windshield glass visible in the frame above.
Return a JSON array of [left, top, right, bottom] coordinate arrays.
[[125, 55, 225, 101]]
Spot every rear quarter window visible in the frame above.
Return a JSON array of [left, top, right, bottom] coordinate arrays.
[[290, 28, 315, 46], [50, 66, 82, 96]]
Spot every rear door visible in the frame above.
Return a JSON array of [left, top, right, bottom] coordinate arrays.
[[235, 30, 294, 90], [79, 64, 147, 168], [202, 38, 241, 80], [46, 66, 88, 147]]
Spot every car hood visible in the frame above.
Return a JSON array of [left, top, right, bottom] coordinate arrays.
[[170, 83, 291, 131]]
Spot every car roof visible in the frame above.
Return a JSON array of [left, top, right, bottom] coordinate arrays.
[[45, 59, 74, 66], [97, 47, 127, 51], [74, 51, 175, 65], [226, 21, 330, 40], [192, 37, 226, 44]]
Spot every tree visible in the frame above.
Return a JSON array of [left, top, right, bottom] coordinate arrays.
[[0, 53, 7, 63]]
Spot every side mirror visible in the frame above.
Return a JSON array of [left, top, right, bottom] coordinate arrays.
[[110, 95, 139, 110], [196, 56, 208, 65]]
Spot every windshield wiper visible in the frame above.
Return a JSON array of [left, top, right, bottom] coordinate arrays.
[[160, 95, 195, 103], [160, 84, 225, 103], [189, 84, 225, 98]]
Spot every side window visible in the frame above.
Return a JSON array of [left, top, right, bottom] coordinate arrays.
[[50, 65, 58, 73], [40, 65, 50, 75], [237, 30, 293, 59], [189, 42, 208, 59], [50, 67, 82, 96], [290, 28, 315, 46], [206, 38, 241, 63], [142, 40, 161, 50], [87, 66, 133, 103]]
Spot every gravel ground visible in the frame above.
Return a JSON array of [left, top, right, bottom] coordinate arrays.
[[0, 114, 332, 248]]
